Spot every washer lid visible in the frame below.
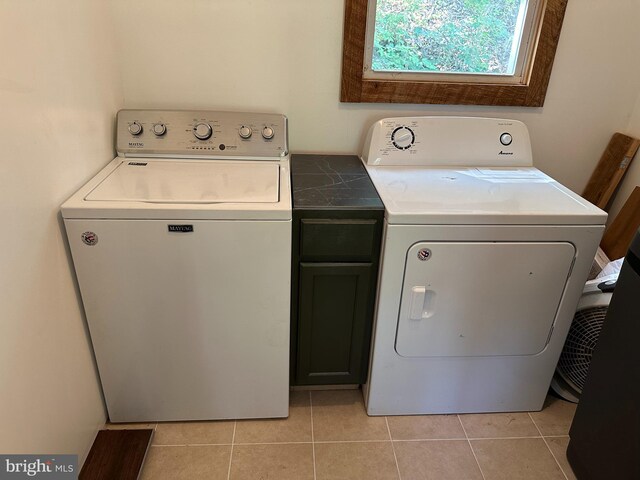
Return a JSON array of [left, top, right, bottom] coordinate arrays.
[[86, 160, 279, 203], [366, 166, 607, 225]]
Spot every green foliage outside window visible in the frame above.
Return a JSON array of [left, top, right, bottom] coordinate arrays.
[[372, 0, 524, 75]]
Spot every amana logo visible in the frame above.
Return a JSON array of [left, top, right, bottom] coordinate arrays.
[[498, 151, 514, 156]]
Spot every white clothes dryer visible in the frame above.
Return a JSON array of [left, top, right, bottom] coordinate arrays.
[[62, 110, 291, 422], [361, 117, 606, 415]]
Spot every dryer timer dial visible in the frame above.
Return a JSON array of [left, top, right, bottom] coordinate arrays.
[[391, 126, 415, 150]]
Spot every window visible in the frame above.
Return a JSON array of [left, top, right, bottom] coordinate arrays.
[[341, 0, 568, 106], [366, 0, 542, 83]]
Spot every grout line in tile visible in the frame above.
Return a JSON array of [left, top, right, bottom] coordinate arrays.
[[458, 415, 487, 480], [152, 443, 232, 447], [235, 441, 313, 445], [310, 391, 317, 480], [527, 411, 544, 434], [149, 435, 564, 447], [314, 439, 392, 444], [152, 441, 315, 447], [390, 436, 547, 441], [392, 437, 469, 442], [385, 417, 403, 480], [467, 435, 543, 441], [528, 413, 569, 480], [226, 421, 237, 480]]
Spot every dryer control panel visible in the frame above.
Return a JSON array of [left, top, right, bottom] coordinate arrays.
[[116, 110, 288, 160], [361, 116, 532, 167]]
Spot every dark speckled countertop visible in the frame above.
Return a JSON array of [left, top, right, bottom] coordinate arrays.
[[291, 154, 384, 210]]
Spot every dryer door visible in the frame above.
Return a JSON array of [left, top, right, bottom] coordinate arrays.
[[395, 242, 576, 358]]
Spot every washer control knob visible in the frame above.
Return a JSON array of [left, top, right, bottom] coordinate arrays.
[[128, 121, 143, 136], [193, 122, 213, 140], [239, 125, 253, 139], [391, 126, 415, 150], [152, 123, 166, 136], [500, 132, 513, 146], [261, 126, 275, 140]]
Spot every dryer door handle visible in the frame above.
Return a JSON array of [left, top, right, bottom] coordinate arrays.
[[409, 286, 436, 320]]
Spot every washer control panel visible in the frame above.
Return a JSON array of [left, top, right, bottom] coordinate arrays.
[[116, 110, 288, 159], [362, 116, 532, 167]]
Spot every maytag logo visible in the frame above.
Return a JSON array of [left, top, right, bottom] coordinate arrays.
[[128, 142, 144, 148], [168, 225, 194, 233], [498, 151, 514, 155], [1, 455, 77, 479]]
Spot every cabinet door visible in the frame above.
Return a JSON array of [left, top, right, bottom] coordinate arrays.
[[297, 263, 372, 385]]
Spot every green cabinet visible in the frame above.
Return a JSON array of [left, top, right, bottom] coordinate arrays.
[[290, 154, 385, 386], [291, 214, 383, 385]]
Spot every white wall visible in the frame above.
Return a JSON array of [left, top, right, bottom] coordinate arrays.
[[629, 94, 640, 135], [112, 0, 640, 193], [0, 1, 122, 462]]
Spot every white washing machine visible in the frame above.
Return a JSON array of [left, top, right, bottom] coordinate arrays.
[[62, 110, 291, 422], [362, 117, 607, 415]]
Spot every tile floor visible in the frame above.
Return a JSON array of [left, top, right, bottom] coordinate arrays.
[[106, 390, 578, 480]]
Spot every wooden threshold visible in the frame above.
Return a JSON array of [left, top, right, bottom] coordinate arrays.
[[80, 429, 153, 480]]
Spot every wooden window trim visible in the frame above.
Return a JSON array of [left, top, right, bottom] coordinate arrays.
[[340, 0, 568, 106]]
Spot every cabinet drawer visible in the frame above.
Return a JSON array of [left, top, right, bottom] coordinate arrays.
[[300, 219, 378, 262]]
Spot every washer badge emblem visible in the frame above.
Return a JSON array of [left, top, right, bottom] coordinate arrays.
[[81, 231, 98, 246], [417, 248, 431, 261]]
